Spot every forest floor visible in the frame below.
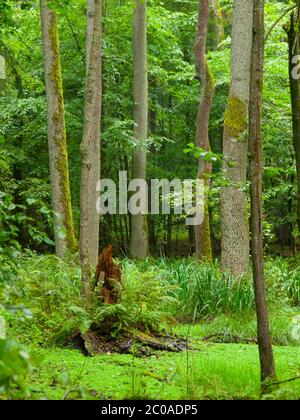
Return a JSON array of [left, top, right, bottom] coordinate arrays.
[[28, 339, 300, 400], [3, 254, 300, 400]]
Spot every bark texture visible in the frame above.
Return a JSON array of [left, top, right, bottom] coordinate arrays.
[[94, 245, 122, 304], [40, 0, 76, 258], [194, 0, 215, 261], [130, 0, 148, 259], [80, 0, 102, 297], [249, 0, 276, 386], [208, 0, 224, 51], [220, 0, 253, 275], [285, 6, 300, 238]]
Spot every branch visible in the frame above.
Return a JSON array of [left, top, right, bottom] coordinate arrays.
[[265, 376, 300, 388], [265, 5, 297, 43], [62, 12, 85, 64]]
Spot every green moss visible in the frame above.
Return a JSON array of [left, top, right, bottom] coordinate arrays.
[[48, 12, 77, 252], [21, 343, 300, 400], [224, 97, 248, 140], [204, 59, 215, 94]]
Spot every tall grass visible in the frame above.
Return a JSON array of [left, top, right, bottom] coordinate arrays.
[[128, 257, 300, 322], [127, 259, 255, 321], [164, 260, 254, 320]]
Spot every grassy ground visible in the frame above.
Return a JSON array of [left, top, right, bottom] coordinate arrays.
[[2, 254, 300, 399], [28, 340, 300, 400]]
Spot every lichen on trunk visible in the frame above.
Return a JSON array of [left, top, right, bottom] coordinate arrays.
[[220, 0, 253, 275], [194, 0, 215, 261], [40, 0, 76, 257]]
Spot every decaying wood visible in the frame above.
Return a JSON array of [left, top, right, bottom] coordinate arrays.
[[94, 245, 122, 304], [133, 332, 188, 352], [79, 330, 189, 356]]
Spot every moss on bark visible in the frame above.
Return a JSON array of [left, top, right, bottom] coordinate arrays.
[[224, 97, 248, 140], [44, 7, 76, 253]]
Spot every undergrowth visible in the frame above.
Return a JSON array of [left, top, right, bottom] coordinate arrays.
[[2, 254, 300, 348]]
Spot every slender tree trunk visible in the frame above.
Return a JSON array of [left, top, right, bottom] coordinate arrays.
[[167, 214, 172, 256], [249, 0, 276, 387], [285, 6, 300, 241], [130, 0, 148, 259], [194, 0, 215, 261], [0, 55, 5, 93], [220, 0, 253, 275], [208, 0, 224, 51], [0, 54, 6, 337], [80, 0, 102, 297], [40, 0, 76, 258], [0, 55, 5, 81]]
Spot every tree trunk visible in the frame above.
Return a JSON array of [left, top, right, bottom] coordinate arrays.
[[40, 0, 76, 258], [249, 0, 276, 387], [220, 0, 253, 275], [194, 0, 215, 261], [80, 0, 102, 297], [0, 55, 5, 94], [130, 0, 148, 259], [208, 0, 224, 51], [285, 6, 300, 241]]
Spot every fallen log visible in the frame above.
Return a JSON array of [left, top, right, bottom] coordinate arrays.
[[78, 330, 189, 356]]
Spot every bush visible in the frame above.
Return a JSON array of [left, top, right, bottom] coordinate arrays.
[[0, 339, 33, 399], [265, 258, 300, 306], [113, 260, 177, 332], [284, 269, 300, 306], [7, 256, 177, 344], [8, 254, 86, 345]]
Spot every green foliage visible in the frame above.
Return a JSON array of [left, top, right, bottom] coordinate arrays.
[[285, 271, 300, 306], [149, 259, 255, 320], [0, 192, 23, 254], [0, 338, 33, 399], [114, 260, 177, 332], [8, 256, 176, 344], [7, 255, 84, 345], [8, 343, 299, 400], [265, 257, 300, 306]]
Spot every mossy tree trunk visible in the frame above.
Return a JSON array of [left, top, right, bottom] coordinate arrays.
[[220, 0, 253, 275], [40, 0, 76, 258], [208, 0, 224, 51], [249, 0, 276, 387], [285, 5, 300, 240], [194, 0, 215, 261], [0, 56, 5, 337], [80, 0, 102, 297], [130, 0, 148, 259]]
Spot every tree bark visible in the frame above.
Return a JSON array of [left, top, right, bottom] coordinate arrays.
[[208, 0, 224, 51], [130, 0, 148, 259], [220, 0, 253, 275], [249, 0, 276, 387], [80, 0, 102, 297], [40, 0, 76, 258], [285, 5, 300, 240], [194, 0, 215, 261]]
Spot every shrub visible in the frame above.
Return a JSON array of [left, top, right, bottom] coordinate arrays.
[[0, 339, 33, 399]]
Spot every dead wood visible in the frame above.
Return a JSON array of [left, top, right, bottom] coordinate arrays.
[[94, 245, 122, 304]]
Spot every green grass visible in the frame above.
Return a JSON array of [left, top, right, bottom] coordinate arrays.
[[2, 254, 300, 399], [172, 309, 300, 346], [26, 342, 300, 400]]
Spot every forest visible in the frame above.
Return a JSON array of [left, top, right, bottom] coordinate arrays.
[[0, 0, 300, 402]]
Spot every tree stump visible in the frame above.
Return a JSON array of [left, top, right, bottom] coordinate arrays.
[[94, 245, 122, 304]]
